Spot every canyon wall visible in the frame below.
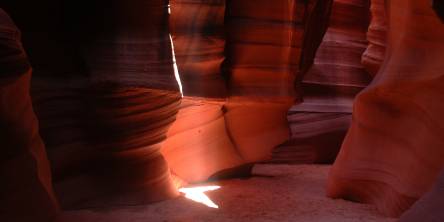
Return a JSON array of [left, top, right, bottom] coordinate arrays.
[[2, 0, 444, 220], [399, 169, 444, 222], [272, 0, 371, 164], [165, 0, 242, 183], [223, 0, 302, 164], [166, 0, 332, 182], [327, 0, 444, 217], [0, 9, 59, 222], [361, 0, 387, 77], [3, 0, 181, 209]]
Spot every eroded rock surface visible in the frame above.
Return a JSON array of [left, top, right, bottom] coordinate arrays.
[[361, 0, 387, 76], [166, 0, 333, 182], [0, 8, 59, 222], [399, 170, 444, 222], [327, 0, 444, 217], [272, 0, 371, 164], [4, 0, 182, 209]]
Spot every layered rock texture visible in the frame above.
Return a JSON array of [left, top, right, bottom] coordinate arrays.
[[166, 0, 333, 182], [3, 0, 181, 209], [169, 0, 226, 98], [2, 0, 444, 221], [0, 9, 59, 222], [361, 0, 387, 77], [327, 0, 444, 217], [272, 0, 371, 164], [399, 170, 444, 222], [165, 0, 241, 183]]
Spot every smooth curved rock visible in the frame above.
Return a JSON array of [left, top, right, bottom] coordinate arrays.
[[161, 97, 244, 182], [224, 0, 332, 163], [165, 0, 332, 182], [399, 170, 444, 222], [33, 83, 181, 208], [327, 0, 444, 217], [170, 0, 226, 97], [165, 0, 241, 183], [361, 0, 387, 77], [0, 8, 59, 222], [273, 0, 370, 164], [11, 0, 182, 208]]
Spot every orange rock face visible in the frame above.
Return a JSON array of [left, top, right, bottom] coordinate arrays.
[[272, 0, 371, 164], [169, 0, 226, 97], [0, 9, 59, 222], [165, 0, 240, 183], [165, 0, 332, 182], [223, 0, 302, 164], [327, 0, 444, 217], [361, 0, 387, 76], [399, 170, 444, 222]]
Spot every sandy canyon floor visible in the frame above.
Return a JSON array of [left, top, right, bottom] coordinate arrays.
[[60, 164, 396, 222]]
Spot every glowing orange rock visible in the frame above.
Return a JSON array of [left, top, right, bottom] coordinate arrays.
[[166, 0, 333, 183]]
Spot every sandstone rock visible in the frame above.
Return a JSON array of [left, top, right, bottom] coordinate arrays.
[[26, 0, 181, 208], [224, 0, 333, 163], [399, 170, 444, 222], [0, 8, 59, 222], [169, 0, 226, 97], [165, 0, 238, 182], [165, 0, 333, 182], [273, 0, 371, 164], [361, 0, 387, 77], [161, 97, 243, 182], [33, 81, 181, 208], [327, 0, 444, 217]]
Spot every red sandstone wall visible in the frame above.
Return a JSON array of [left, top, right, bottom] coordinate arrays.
[[29, 0, 181, 208], [0, 9, 59, 222], [327, 0, 444, 217], [272, 0, 370, 164], [165, 0, 332, 183], [164, 0, 241, 183], [361, 0, 387, 76], [400, 169, 444, 222]]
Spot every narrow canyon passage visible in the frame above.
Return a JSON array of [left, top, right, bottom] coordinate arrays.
[[1, 0, 444, 222]]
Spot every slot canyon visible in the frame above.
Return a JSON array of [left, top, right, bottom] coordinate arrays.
[[0, 0, 443, 221]]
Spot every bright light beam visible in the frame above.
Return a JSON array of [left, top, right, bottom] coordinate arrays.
[[179, 186, 221, 208], [169, 34, 183, 97]]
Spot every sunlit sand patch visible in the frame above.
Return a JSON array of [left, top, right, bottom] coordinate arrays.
[[179, 186, 221, 208]]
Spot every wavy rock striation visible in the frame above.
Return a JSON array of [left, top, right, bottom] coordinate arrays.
[[327, 0, 444, 217], [224, 0, 333, 164], [272, 0, 371, 164], [0, 8, 59, 222], [165, 0, 241, 183], [361, 0, 387, 77], [166, 0, 332, 182], [16, 0, 182, 209], [399, 169, 444, 222]]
